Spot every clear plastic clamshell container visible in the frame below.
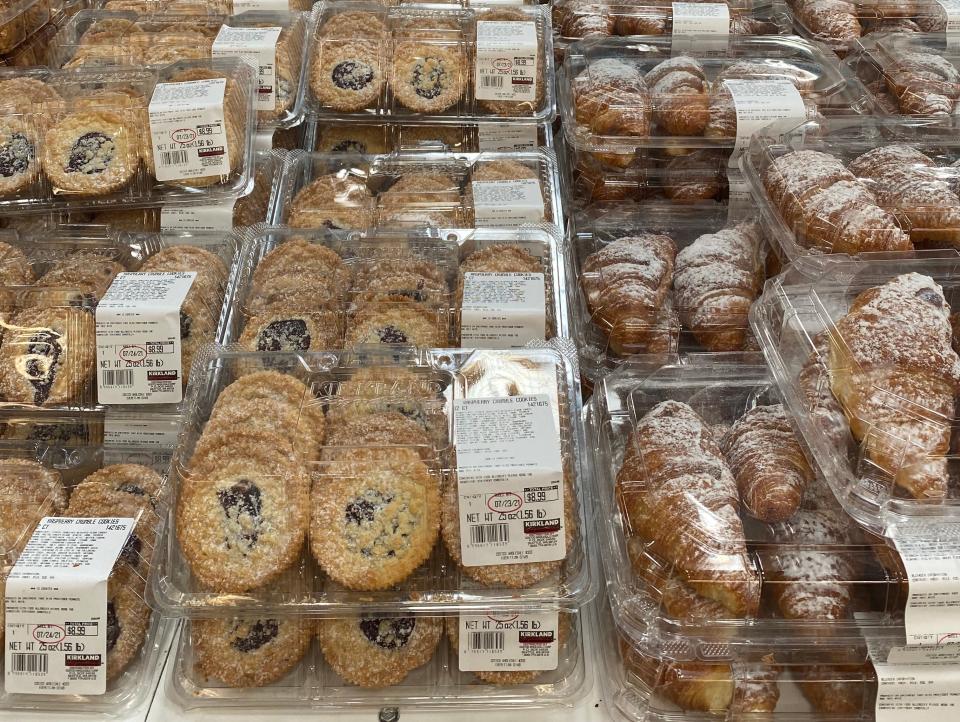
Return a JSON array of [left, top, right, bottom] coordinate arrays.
[[570, 203, 772, 383], [0, 228, 240, 410], [789, 0, 954, 57], [558, 35, 874, 156], [270, 149, 563, 230], [585, 357, 909, 658], [148, 345, 595, 617], [741, 115, 960, 263], [0, 60, 257, 212], [847, 31, 960, 115], [91, 0, 312, 12], [307, 3, 555, 123], [0, 412, 176, 715], [307, 117, 554, 154], [0, 16, 58, 67], [596, 588, 880, 722], [223, 225, 570, 351], [751, 252, 960, 534], [552, 0, 793, 43], [0, 0, 53, 55], [167, 610, 588, 710], [50, 10, 311, 129]]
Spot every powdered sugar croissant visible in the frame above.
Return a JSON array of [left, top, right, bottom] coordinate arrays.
[[645, 56, 709, 137], [617, 400, 760, 616], [884, 50, 960, 115], [829, 272, 960, 499]]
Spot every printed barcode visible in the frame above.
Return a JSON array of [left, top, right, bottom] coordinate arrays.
[[161, 150, 189, 166], [102, 369, 135, 387], [469, 631, 505, 651], [11, 653, 48, 674], [469, 523, 509, 544], [481, 76, 504, 88]]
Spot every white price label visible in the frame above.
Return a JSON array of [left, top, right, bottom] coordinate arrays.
[[4, 517, 135, 695], [671, 2, 730, 35], [471, 179, 544, 226], [461, 272, 546, 349], [894, 528, 960, 646], [458, 612, 559, 672], [724, 79, 806, 165], [477, 123, 538, 152], [103, 412, 181, 469], [232, 0, 287, 10], [211, 26, 282, 112], [160, 202, 235, 232], [475, 21, 538, 103], [95, 272, 197, 405], [149, 78, 230, 182], [454, 395, 565, 567], [874, 662, 960, 721]]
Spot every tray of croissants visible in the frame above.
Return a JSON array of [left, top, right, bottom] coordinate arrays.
[[752, 254, 960, 534], [572, 203, 785, 383], [742, 114, 960, 262], [585, 357, 918, 662], [558, 35, 875, 154]]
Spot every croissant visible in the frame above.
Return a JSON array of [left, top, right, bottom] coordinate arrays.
[[863, 17, 923, 35], [793, 0, 860, 54], [672, 220, 764, 352], [849, 145, 960, 248], [615, 9, 669, 35], [574, 58, 651, 139], [885, 51, 960, 114], [555, 2, 614, 37], [799, 332, 855, 455], [704, 61, 817, 139], [796, 662, 875, 714], [663, 150, 726, 204], [645, 57, 710, 137], [617, 400, 760, 616], [580, 233, 676, 355], [829, 272, 960, 500], [721, 404, 813, 523]]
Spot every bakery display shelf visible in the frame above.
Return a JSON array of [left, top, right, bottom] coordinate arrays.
[[751, 253, 960, 535], [269, 149, 563, 232], [50, 9, 311, 130], [307, 3, 555, 123], [741, 115, 960, 263], [0, 418, 177, 715], [0, 228, 240, 411], [587, 357, 912, 658], [223, 225, 571, 350], [148, 344, 596, 618], [0, 60, 257, 213], [166, 610, 588, 710], [558, 35, 874, 155], [569, 203, 773, 383]]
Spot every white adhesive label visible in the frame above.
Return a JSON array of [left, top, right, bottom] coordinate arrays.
[[95, 272, 197, 405], [475, 21, 538, 103], [460, 272, 546, 349], [874, 662, 960, 721], [149, 78, 230, 182], [458, 612, 559, 672], [4, 517, 135, 695], [233, 0, 288, 10], [477, 123, 538, 152], [937, 0, 960, 30], [454, 394, 565, 567], [671, 2, 730, 35], [894, 528, 960, 646], [211, 26, 282, 112], [103, 412, 181, 470], [160, 202, 236, 232], [471, 179, 544, 226], [725, 79, 806, 164]]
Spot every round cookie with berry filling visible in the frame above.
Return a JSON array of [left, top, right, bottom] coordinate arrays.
[[41, 110, 140, 195], [239, 307, 343, 355], [209, 371, 317, 419], [312, 40, 385, 112], [322, 410, 433, 461], [317, 615, 441, 688], [391, 42, 466, 113], [310, 447, 439, 590], [178, 429, 310, 593], [345, 296, 446, 349], [0, 459, 66, 559], [34, 251, 125, 306], [353, 255, 450, 305], [0, 119, 39, 197], [193, 616, 312, 687], [205, 393, 326, 463], [286, 175, 374, 230], [104, 574, 152, 681]]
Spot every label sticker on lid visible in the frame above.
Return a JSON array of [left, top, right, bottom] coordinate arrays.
[[457, 611, 559, 672], [95, 272, 197, 405], [149, 78, 230, 182], [477, 123, 538, 152], [233, 0, 288, 10], [724, 79, 806, 166], [893, 526, 960, 646], [4, 517, 135, 695], [471, 179, 544, 226], [454, 394, 565, 567], [460, 272, 546, 349], [671, 2, 730, 35], [475, 21, 538, 103], [211, 26, 282, 113], [160, 202, 236, 232]]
